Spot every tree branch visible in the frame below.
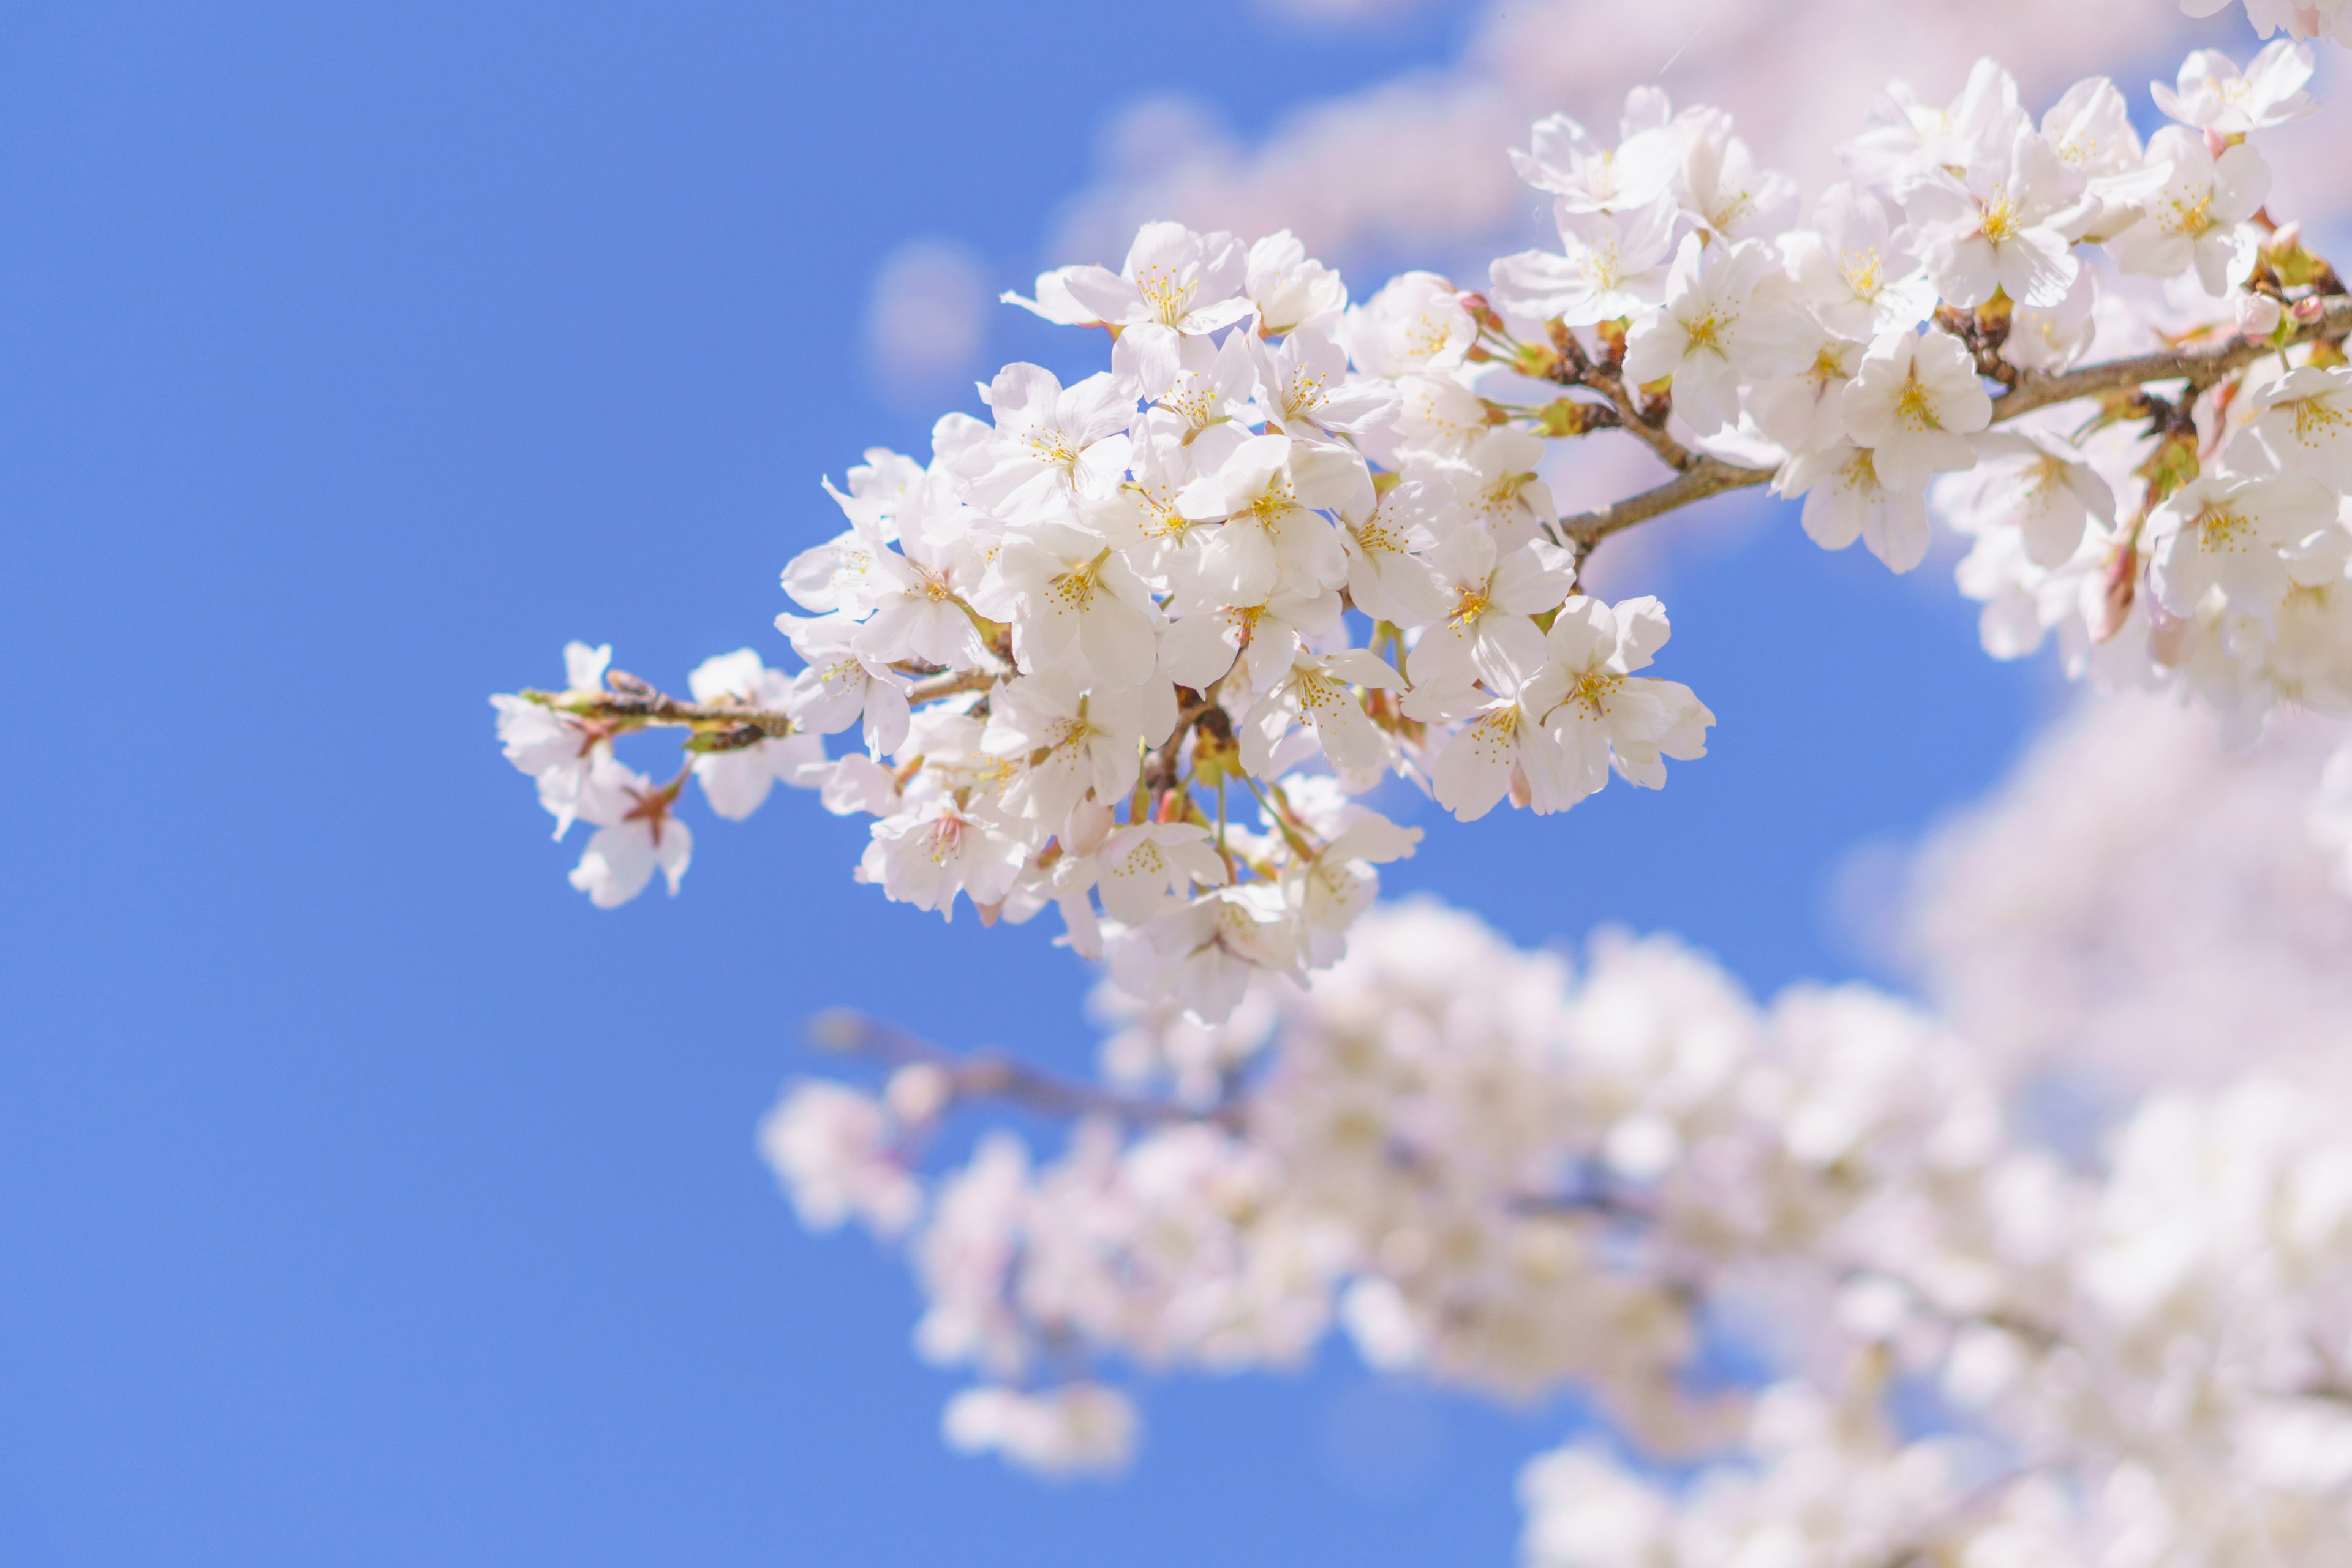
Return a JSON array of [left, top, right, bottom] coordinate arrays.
[[807, 1008, 1246, 1131], [1558, 293, 2352, 554]]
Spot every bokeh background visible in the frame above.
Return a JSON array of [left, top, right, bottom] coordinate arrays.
[[2, 2, 2341, 1562]]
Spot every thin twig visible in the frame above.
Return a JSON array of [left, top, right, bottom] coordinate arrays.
[[807, 1008, 1247, 1131]]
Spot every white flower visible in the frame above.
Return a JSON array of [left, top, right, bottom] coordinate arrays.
[[1246, 230, 1348, 336], [1782, 184, 1934, 340], [942, 1384, 1138, 1478], [957, 363, 1134, 527], [1403, 668, 1575, 821], [1338, 475, 1457, 628], [2152, 43, 2318, 135], [1117, 328, 1256, 440], [1340, 272, 1476, 379], [1059, 222, 1253, 340], [981, 521, 1163, 691], [1777, 441, 1935, 573], [1841, 58, 2022, 188], [1746, 323, 1865, 459], [491, 641, 627, 838], [1408, 528, 1574, 690], [2241, 367, 2352, 491], [2110, 127, 2271, 297], [1487, 194, 1678, 327], [851, 507, 994, 671], [775, 612, 914, 757], [1935, 429, 2117, 570], [1538, 595, 1713, 799], [1271, 787, 1420, 942], [1240, 647, 1406, 777], [1508, 90, 1678, 213], [1672, 107, 1798, 243], [782, 523, 894, 617], [685, 649, 826, 821], [2145, 473, 2343, 615], [565, 762, 692, 908], [1898, 121, 2083, 309], [1453, 429, 1561, 551], [1082, 412, 1238, 605], [1094, 823, 1229, 925], [858, 796, 1031, 919], [1620, 235, 1809, 436], [819, 447, 925, 540], [1248, 325, 1401, 440], [1158, 587, 1341, 695], [982, 669, 1169, 825], [1838, 330, 1995, 493], [1178, 433, 1366, 605]]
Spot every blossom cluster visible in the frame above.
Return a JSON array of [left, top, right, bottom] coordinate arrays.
[[484, 10, 2352, 1558], [496, 39, 2349, 1008], [769, 895, 2352, 1564]]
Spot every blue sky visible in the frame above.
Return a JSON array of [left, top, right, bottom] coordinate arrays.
[[0, 4, 2068, 1562]]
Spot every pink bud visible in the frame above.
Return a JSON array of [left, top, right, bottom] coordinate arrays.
[[2238, 293, 2284, 339]]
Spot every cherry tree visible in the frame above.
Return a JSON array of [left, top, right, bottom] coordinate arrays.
[[494, 1, 2352, 1557]]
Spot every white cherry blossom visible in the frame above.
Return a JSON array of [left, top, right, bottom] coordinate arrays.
[[1487, 195, 1678, 327], [2242, 366, 2352, 489], [2111, 127, 2272, 297], [1508, 89, 1677, 214], [565, 762, 692, 908], [775, 612, 913, 756], [1244, 230, 1347, 336], [1782, 183, 1935, 339], [1621, 235, 1810, 435], [2144, 472, 2343, 614], [1340, 271, 1476, 379], [2152, 42, 2318, 134], [1407, 528, 1574, 690], [1898, 119, 2084, 309], [1240, 647, 1405, 777], [1539, 595, 1714, 800], [1777, 440, 1936, 572], [1839, 329, 1996, 492]]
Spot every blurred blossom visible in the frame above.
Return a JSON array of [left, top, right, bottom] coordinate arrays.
[[864, 238, 992, 405], [1903, 692, 2352, 1095], [1047, 0, 2346, 271]]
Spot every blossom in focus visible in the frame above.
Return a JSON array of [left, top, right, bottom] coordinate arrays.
[[1777, 440, 1936, 573], [1621, 235, 1809, 435], [1839, 330, 1995, 493], [2110, 127, 2272, 296]]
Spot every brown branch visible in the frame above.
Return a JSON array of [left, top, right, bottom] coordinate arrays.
[[1991, 293, 2352, 422], [1557, 293, 2352, 555], [807, 1008, 1246, 1131]]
